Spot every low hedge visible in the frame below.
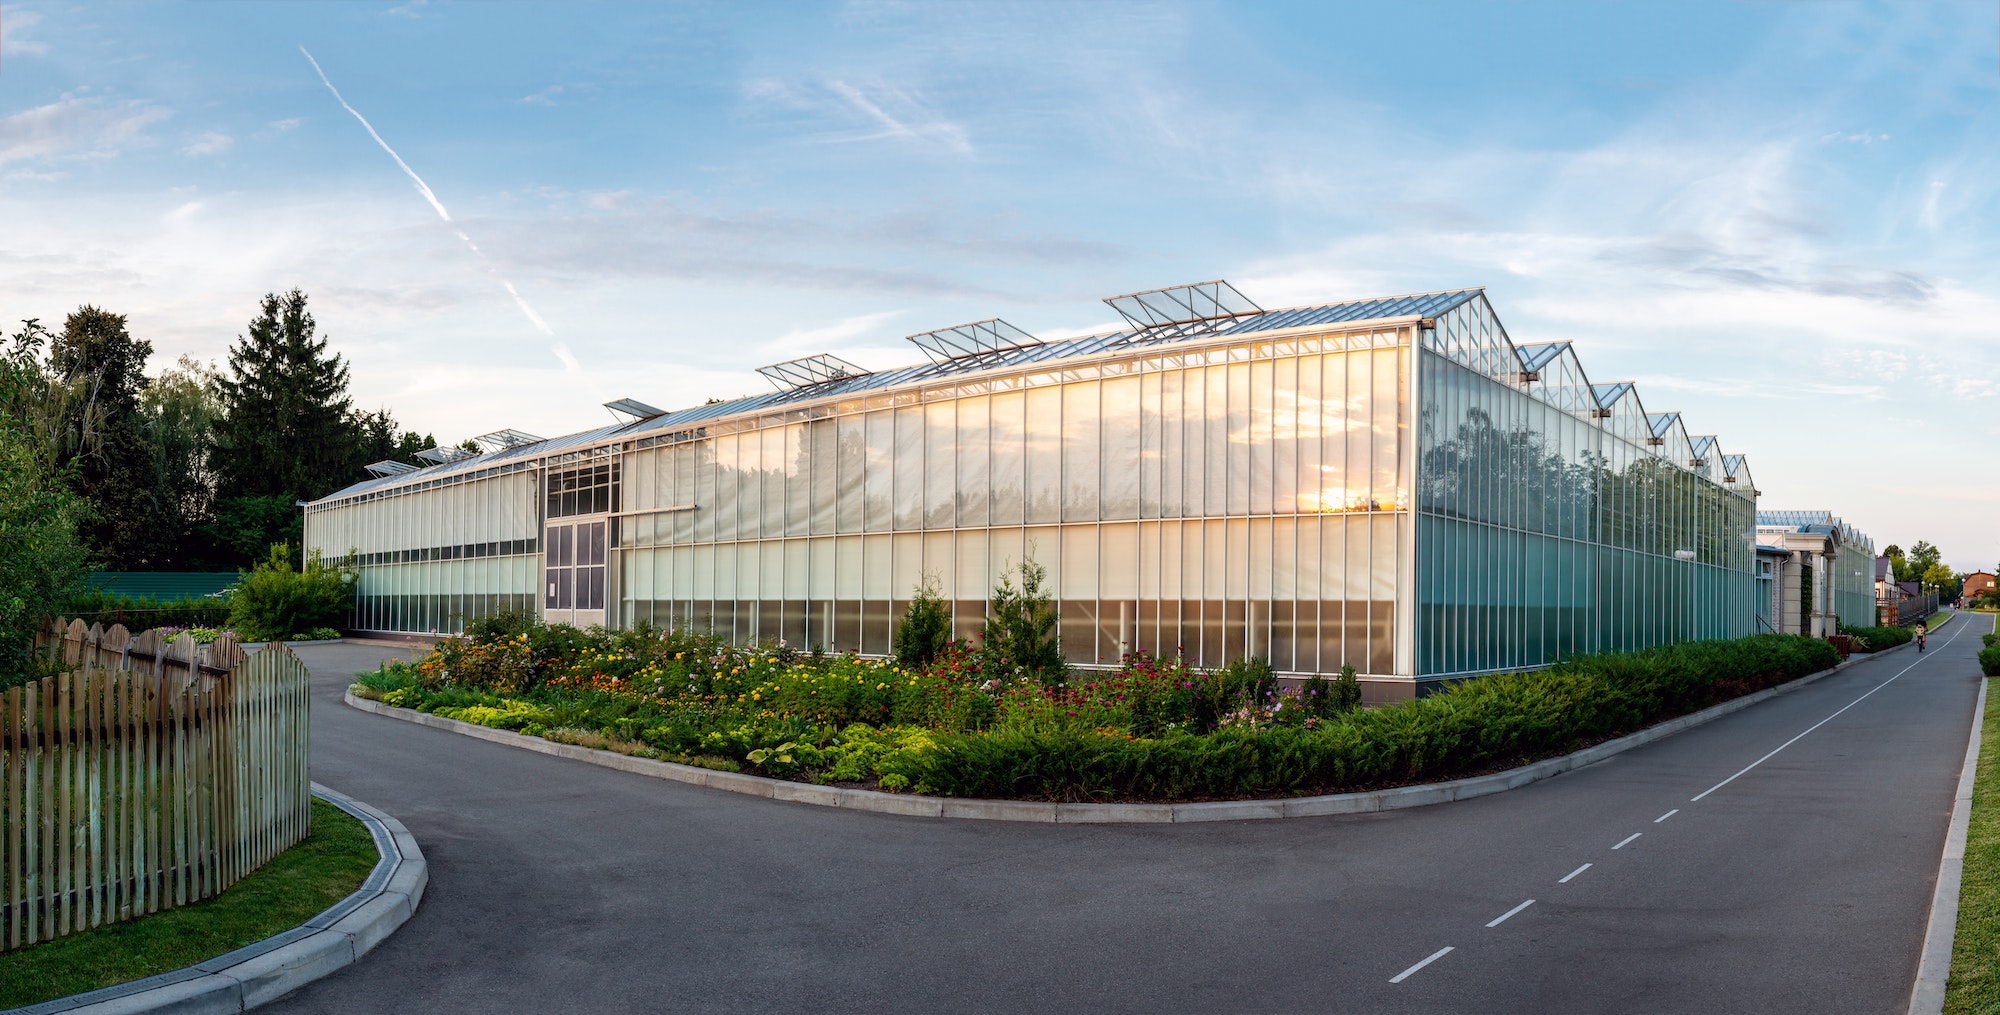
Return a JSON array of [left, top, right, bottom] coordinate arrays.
[[1980, 645, 2000, 678], [55, 589, 231, 629], [904, 635, 1837, 801], [1843, 625, 1914, 652]]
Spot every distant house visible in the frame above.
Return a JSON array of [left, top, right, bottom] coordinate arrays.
[[1963, 571, 1997, 607]]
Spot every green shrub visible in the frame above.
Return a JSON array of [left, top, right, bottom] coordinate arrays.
[[980, 558, 1065, 687], [1842, 625, 1913, 652], [0, 419, 90, 688], [227, 545, 355, 642], [893, 577, 953, 670], [465, 608, 538, 646], [1981, 645, 2000, 678], [905, 634, 1837, 801], [56, 589, 232, 630], [357, 622, 1840, 803]]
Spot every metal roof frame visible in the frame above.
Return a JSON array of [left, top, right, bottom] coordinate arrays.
[[1104, 279, 1262, 342], [905, 319, 1043, 365], [756, 353, 873, 391]]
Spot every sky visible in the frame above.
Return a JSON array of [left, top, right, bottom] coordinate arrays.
[[2, 1, 1996, 571]]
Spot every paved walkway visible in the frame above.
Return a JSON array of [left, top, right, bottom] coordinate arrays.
[[273, 617, 1993, 1013]]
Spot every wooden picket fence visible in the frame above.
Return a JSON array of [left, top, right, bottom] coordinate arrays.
[[1, 618, 312, 951]]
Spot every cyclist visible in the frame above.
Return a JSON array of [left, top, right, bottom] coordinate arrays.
[[1916, 619, 1928, 653]]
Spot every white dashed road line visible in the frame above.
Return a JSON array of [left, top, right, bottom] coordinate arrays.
[[1690, 622, 1969, 803], [1390, 946, 1455, 984], [1389, 623, 1969, 989]]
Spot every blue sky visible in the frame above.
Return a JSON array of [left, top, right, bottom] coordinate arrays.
[[3, 1, 1997, 568]]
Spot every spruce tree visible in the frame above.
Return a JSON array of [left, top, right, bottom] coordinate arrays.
[[210, 290, 355, 560]]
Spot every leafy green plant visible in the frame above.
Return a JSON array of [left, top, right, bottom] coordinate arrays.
[[226, 544, 355, 642], [0, 414, 91, 688], [1980, 645, 2000, 678], [980, 557, 1065, 687], [893, 575, 953, 670]]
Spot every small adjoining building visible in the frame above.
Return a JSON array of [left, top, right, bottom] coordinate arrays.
[[305, 282, 1763, 701], [1754, 511, 1878, 636]]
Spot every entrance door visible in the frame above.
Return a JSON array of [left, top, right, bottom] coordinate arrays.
[[544, 520, 606, 626]]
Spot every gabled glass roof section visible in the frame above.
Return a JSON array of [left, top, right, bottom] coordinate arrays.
[[1514, 342, 1571, 376], [1590, 383, 1633, 412], [1646, 412, 1680, 438], [1757, 510, 1874, 554]]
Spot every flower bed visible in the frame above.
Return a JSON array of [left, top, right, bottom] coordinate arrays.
[[352, 614, 1837, 803]]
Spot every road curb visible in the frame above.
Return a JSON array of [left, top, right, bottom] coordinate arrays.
[[345, 649, 1880, 823], [1909, 673, 1987, 1014], [10, 786, 427, 1015]]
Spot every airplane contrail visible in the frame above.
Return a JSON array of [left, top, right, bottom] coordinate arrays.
[[300, 45, 572, 360]]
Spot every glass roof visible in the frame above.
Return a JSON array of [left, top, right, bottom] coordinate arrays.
[[1513, 341, 1571, 374], [319, 284, 1768, 507]]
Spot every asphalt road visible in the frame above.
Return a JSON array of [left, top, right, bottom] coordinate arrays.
[[273, 614, 1993, 1014]]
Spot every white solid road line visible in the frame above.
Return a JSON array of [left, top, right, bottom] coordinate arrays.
[[1655, 809, 1679, 823], [1390, 946, 1455, 984], [1486, 899, 1535, 928], [1613, 833, 1642, 850], [1559, 863, 1592, 883], [1691, 620, 1972, 804]]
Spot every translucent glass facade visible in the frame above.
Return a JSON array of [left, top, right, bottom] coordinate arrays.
[[304, 288, 1761, 695], [302, 465, 541, 633], [1414, 299, 1758, 677]]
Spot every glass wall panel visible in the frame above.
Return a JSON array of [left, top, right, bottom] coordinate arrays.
[[990, 391, 1025, 526], [1062, 382, 1100, 522], [1025, 387, 1061, 524], [894, 407, 924, 531], [957, 397, 989, 528], [925, 401, 956, 529], [1102, 377, 1141, 520], [864, 411, 893, 531]]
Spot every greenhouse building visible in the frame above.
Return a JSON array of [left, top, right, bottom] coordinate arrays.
[[304, 281, 1761, 700]]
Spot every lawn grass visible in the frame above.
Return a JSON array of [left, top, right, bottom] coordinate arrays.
[[1947, 659, 2000, 1013], [0, 797, 378, 1009], [1931, 609, 1957, 632]]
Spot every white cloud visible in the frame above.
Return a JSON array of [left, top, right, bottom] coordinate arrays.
[[522, 85, 563, 107], [747, 77, 973, 156], [269, 117, 303, 132], [1, 8, 49, 56], [0, 96, 170, 165], [181, 131, 232, 157], [763, 309, 904, 357]]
